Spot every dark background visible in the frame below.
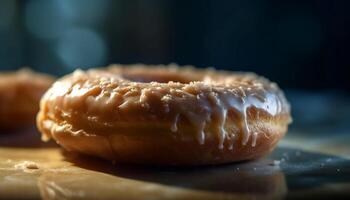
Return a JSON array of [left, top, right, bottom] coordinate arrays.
[[0, 0, 349, 90]]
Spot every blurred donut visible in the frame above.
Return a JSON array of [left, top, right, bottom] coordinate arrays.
[[0, 68, 54, 129]]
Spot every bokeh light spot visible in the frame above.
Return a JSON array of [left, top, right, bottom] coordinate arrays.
[[56, 28, 107, 69], [25, 0, 69, 39], [0, 0, 16, 30], [56, 0, 110, 26]]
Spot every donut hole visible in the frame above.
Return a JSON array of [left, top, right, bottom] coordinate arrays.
[[121, 72, 200, 84]]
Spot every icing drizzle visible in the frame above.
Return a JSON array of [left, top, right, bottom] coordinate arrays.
[[41, 65, 291, 150]]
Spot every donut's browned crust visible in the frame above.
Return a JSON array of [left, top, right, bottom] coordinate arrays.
[[37, 64, 291, 165], [0, 69, 54, 129]]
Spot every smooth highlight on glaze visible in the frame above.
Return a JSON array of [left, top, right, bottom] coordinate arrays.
[[37, 64, 291, 165]]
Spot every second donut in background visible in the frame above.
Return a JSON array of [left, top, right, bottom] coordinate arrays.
[[0, 69, 54, 129]]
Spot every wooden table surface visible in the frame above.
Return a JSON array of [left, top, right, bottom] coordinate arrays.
[[0, 92, 349, 199]]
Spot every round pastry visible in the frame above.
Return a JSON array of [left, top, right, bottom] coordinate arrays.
[[0, 68, 54, 129], [37, 64, 291, 165]]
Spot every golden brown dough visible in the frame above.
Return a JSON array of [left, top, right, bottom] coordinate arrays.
[[0, 68, 54, 129], [37, 64, 291, 165]]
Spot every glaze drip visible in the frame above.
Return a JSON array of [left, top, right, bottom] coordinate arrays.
[[170, 114, 179, 132], [40, 64, 291, 150]]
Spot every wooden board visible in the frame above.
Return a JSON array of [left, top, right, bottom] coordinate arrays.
[[0, 127, 349, 200]]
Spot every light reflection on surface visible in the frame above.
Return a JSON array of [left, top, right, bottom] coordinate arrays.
[[0, 127, 350, 199]]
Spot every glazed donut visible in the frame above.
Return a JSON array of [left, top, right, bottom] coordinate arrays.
[[0, 68, 54, 129], [37, 64, 291, 165]]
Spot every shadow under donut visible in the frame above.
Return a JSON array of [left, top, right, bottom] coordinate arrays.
[[61, 146, 350, 198], [0, 126, 57, 148]]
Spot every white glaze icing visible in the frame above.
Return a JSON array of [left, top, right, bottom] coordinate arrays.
[[39, 65, 291, 150], [252, 132, 258, 147]]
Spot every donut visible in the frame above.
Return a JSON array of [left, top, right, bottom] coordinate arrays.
[[37, 64, 292, 165], [0, 68, 54, 129]]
